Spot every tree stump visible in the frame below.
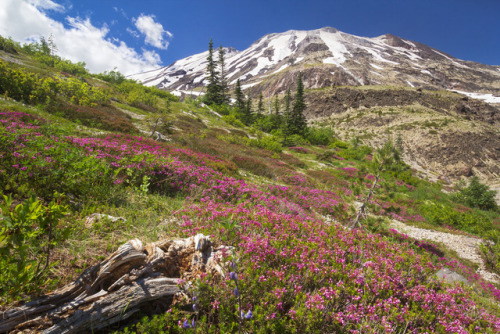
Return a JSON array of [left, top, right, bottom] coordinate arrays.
[[0, 234, 225, 333]]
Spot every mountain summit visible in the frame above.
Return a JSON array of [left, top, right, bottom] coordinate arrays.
[[130, 27, 500, 100]]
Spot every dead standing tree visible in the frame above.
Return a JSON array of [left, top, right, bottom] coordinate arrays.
[[351, 141, 399, 229]]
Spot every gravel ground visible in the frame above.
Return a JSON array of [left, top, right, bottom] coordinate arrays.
[[390, 219, 500, 284]]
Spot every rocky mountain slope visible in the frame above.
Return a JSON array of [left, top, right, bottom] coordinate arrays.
[[131, 27, 500, 191], [131, 27, 500, 102], [306, 86, 500, 190]]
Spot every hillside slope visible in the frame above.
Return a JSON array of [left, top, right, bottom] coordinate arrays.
[[1, 37, 500, 333], [306, 86, 500, 187]]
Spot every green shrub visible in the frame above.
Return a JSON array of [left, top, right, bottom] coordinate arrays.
[[126, 87, 157, 108], [117, 81, 177, 109], [54, 59, 87, 76], [0, 36, 20, 53], [222, 114, 245, 128], [210, 103, 232, 116], [254, 114, 282, 133], [420, 202, 493, 235], [34, 53, 87, 76], [144, 85, 179, 101], [0, 193, 70, 300], [306, 127, 335, 145], [336, 145, 372, 161], [283, 134, 309, 147], [329, 140, 348, 149], [0, 60, 55, 104], [0, 60, 107, 107], [480, 230, 500, 275], [248, 136, 283, 153], [58, 77, 109, 106], [457, 176, 498, 211], [95, 70, 127, 85]]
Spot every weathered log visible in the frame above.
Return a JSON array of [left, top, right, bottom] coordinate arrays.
[[0, 233, 224, 333]]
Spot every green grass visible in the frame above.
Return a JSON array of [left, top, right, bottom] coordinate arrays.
[[1, 42, 500, 332]]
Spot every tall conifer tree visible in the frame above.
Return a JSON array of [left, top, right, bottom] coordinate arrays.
[[234, 79, 245, 111], [257, 93, 264, 115], [204, 38, 220, 105], [244, 96, 253, 125], [283, 88, 292, 144], [274, 95, 280, 115], [291, 72, 307, 135], [218, 46, 229, 105]]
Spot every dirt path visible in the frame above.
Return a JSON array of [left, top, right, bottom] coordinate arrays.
[[390, 219, 500, 284]]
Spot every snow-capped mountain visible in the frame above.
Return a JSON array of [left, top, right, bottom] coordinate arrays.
[[130, 27, 500, 101]]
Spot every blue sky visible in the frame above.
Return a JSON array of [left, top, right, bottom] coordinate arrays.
[[1, 0, 499, 74]]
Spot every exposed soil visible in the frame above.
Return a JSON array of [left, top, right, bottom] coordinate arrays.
[[305, 87, 500, 125], [308, 87, 500, 190]]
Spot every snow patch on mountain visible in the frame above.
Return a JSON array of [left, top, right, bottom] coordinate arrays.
[[129, 27, 500, 97], [339, 65, 363, 85], [453, 90, 500, 104], [241, 81, 261, 90], [172, 90, 204, 97], [272, 64, 290, 75], [357, 44, 399, 65], [433, 50, 469, 69], [319, 29, 348, 66]]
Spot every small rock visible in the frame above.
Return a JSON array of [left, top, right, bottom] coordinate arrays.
[[435, 268, 471, 286], [84, 214, 126, 228]]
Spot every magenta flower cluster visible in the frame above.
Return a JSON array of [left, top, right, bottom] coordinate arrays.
[[2, 110, 500, 332]]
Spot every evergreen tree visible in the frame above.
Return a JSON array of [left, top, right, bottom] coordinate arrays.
[[218, 46, 229, 105], [39, 36, 50, 55], [257, 93, 264, 115], [243, 96, 253, 125], [204, 38, 220, 105], [459, 176, 498, 211], [284, 89, 291, 116], [282, 88, 292, 144], [234, 79, 245, 111], [291, 72, 307, 135], [274, 94, 280, 115]]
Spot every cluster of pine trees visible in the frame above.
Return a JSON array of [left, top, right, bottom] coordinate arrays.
[[203, 39, 229, 106], [203, 39, 308, 141]]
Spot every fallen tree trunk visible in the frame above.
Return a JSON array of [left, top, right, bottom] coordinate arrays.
[[0, 234, 224, 333]]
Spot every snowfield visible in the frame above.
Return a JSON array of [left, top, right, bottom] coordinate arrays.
[[452, 90, 500, 104], [128, 27, 500, 99]]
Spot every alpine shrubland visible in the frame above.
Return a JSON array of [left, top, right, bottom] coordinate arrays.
[[0, 36, 500, 333]]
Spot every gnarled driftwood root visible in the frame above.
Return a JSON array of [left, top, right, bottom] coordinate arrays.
[[0, 234, 225, 333]]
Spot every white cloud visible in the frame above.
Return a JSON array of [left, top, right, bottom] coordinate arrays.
[[126, 28, 140, 38], [134, 14, 172, 50], [0, 0, 165, 75], [27, 0, 64, 12], [113, 6, 128, 19]]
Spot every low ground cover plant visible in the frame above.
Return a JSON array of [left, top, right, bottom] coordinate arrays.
[[1, 43, 500, 332]]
